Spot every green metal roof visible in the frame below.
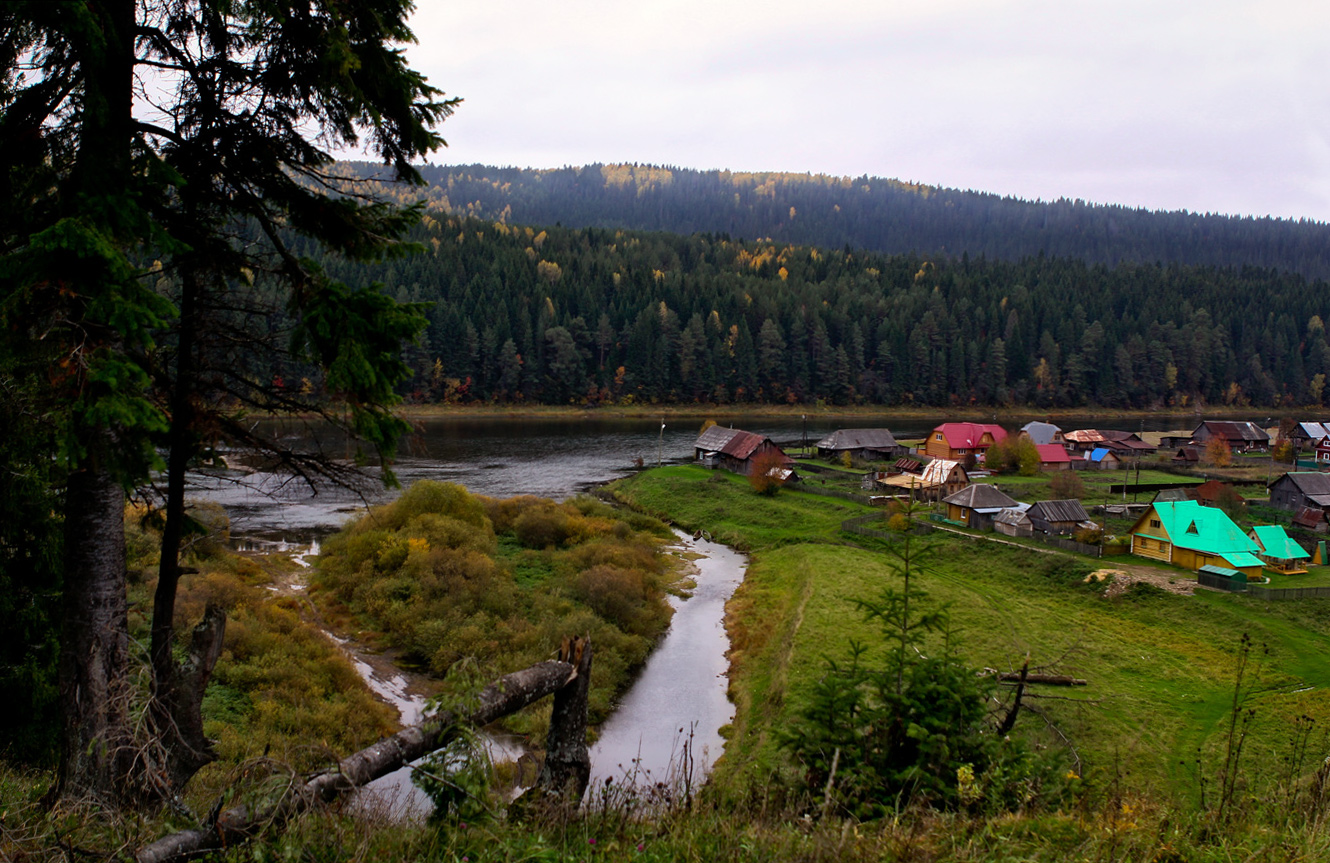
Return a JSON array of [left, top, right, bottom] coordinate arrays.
[[1250, 525, 1311, 561], [1146, 501, 1262, 558], [1218, 551, 1264, 570]]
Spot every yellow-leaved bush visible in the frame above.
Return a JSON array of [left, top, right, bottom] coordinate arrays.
[[314, 481, 675, 734]]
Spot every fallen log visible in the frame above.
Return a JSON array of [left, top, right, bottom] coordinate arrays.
[[137, 658, 579, 863], [997, 672, 1087, 687]]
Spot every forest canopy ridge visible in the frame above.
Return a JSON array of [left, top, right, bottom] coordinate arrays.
[[337, 161, 1330, 282]]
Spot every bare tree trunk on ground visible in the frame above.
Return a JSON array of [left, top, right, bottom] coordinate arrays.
[[538, 636, 592, 801], [136, 658, 582, 863]]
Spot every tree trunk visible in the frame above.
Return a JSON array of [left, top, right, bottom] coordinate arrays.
[[150, 267, 227, 793], [135, 657, 580, 863], [538, 635, 593, 801], [54, 0, 141, 805], [56, 466, 133, 802]]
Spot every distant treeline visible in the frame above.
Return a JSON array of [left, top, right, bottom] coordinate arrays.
[[340, 161, 1330, 282], [306, 213, 1330, 409]]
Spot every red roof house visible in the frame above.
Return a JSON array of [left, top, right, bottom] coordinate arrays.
[[923, 423, 1008, 460]]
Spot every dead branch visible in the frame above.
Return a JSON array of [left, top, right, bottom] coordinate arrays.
[[136, 658, 579, 863]]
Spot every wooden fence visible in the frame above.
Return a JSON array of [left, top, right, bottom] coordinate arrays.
[[1042, 536, 1103, 558], [797, 484, 874, 506], [1246, 585, 1330, 601]]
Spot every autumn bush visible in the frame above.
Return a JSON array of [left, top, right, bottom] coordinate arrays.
[[748, 449, 790, 495], [314, 481, 675, 734], [1049, 469, 1086, 499]]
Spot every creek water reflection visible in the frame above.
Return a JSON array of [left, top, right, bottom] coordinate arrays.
[[587, 531, 747, 793]]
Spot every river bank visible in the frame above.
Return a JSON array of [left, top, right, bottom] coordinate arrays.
[[388, 401, 1271, 423]]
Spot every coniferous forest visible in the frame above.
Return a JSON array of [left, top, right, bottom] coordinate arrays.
[[344, 162, 1330, 281], [310, 206, 1330, 409]]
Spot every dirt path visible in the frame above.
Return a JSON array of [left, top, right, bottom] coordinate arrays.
[[918, 524, 1198, 597]]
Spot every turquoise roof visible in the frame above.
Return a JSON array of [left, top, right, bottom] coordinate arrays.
[[1145, 501, 1261, 558], [1218, 551, 1264, 570], [1250, 525, 1311, 561]]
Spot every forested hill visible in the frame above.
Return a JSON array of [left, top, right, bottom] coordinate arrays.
[[309, 213, 1330, 409], [340, 161, 1330, 282]]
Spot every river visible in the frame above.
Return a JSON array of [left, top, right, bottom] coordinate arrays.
[[196, 412, 1192, 813], [197, 412, 1192, 540]]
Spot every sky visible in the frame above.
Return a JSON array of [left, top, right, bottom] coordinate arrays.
[[399, 0, 1330, 223]]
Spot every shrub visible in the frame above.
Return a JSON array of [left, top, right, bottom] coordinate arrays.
[[749, 449, 790, 495], [513, 505, 574, 548], [1205, 437, 1232, 467], [1050, 470, 1085, 499]]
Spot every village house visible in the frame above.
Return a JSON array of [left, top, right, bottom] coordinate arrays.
[[943, 483, 1019, 530], [1064, 429, 1156, 456], [816, 428, 909, 461], [1025, 499, 1095, 536], [1129, 500, 1265, 579], [922, 422, 1007, 461], [1249, 525, 1311, 574], [1267, 471, 1330, 513], [693, 425, 792, 476], [1084, 448, 1122, 470], [1284, 422, 1330, 450], [875, 458, 968, 501], [1316, 436, 1330, 464], [1018, 421, 1064, 446], [1190, 420, 1271, 453], [1035, 443, 1072, 471]]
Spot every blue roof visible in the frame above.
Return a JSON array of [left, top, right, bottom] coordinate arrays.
[[1089, 447, 1113, 462]]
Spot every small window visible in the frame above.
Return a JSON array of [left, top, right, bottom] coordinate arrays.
[[935, 433, 943, 441], [1150, 518, 1161, 528]]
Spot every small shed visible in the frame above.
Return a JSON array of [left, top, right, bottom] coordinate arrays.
[[1249, 525, 1311, 574], [1026, 499, 1094, 536], [943, 484, 1019, 530], [1172, 446, 1201, 464], [1197, 564, 1247, 592], [1086, 448, 1122, 470], [1293, 507, 1327, 532], [994, 507, 1034, 538]]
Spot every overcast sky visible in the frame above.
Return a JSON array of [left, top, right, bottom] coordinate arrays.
[[399, 0, 1330, 223]]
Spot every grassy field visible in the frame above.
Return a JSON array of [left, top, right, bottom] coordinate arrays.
[[611, 466, 1330, 802]]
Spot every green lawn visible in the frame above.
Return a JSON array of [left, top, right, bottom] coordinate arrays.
[[613, 467, 1330, 799]]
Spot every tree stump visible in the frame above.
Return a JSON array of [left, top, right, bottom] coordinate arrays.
[[538, 635, 593, 802]]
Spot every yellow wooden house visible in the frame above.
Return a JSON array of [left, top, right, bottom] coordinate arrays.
[[1129, 500, 1264, 580]]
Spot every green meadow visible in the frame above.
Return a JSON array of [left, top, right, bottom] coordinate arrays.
[[612, 465, 1330, 802]]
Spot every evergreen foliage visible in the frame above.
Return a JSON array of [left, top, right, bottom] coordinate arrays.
[[309, 212, 1330, 408], [346, 162, 1330, 281]]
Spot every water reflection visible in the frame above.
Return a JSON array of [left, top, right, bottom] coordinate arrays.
[[190, 413, 1187, 539]]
